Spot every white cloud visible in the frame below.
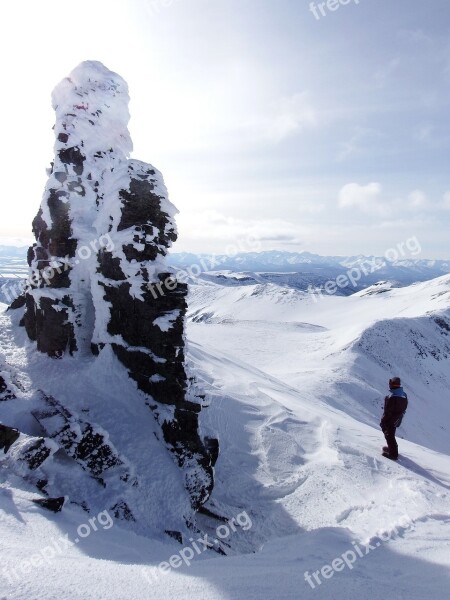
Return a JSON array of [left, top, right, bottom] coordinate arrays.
[[408, 190, 429, 209], [338, 182, 388, 216], [337, 134, 363, 162], [337, 127, 383, 162], [175, 210, 306, 252], [243, 92, 318, 143], [338, 185, 437, 218], [269, 92, 317, 141], [442, 192, 450, 210]]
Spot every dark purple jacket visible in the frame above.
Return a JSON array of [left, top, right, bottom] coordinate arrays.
[[381, 387, 408, 429]]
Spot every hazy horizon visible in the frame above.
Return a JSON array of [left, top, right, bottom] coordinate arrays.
[[1, 242, 449, 263]]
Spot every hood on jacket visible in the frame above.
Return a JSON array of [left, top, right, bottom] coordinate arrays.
[[389, 386, 406, 397]]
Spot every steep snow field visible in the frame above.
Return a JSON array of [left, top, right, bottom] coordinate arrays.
[[188, 276, 450, 453], [1, 275, 450, 599]]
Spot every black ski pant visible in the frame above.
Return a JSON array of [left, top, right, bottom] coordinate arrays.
[[383, 425, 398, 459]]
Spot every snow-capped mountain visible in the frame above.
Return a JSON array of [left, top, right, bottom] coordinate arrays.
[[4, 247, 450, 305], [169, 249, 450, 282]]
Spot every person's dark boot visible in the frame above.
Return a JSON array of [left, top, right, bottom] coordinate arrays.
[[382, 451, 398, 461], [382, 446, 389, 453]]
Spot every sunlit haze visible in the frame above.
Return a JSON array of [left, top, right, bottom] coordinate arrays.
[[1, 0, 450, 258]]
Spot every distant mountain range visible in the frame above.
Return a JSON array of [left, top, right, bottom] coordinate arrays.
[[169, 250, 450, 274], [0, 246, 29, 258], [2, 247, 450, 303], [169, 250, 450, 291]]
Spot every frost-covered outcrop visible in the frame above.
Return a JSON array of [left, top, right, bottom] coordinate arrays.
[[15, 61, 216, 515], [23, 61, 133, 356]]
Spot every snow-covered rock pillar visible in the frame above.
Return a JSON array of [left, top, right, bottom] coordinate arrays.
[[21, 61, 216, 509], [92, 158, 215, 508], [24, 61, 132, 356]]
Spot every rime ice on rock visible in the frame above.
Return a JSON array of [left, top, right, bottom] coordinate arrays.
[[20, 61, 216, 511], [23, 61, 132, 356]]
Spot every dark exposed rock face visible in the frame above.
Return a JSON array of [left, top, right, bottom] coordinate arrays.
[[23, 294, 77, 358], [0, 424, 20, 453], [93, 159, 215, 509], [32, 393, 135, 518], [32, 496, 65, 513], [0, 373, 16, 402], [20, 438, 54, 470], [16, 61, 216, 513], [0, 369, 17, 401], [32, 393, 134, 485], [0, 426, 65, 506]]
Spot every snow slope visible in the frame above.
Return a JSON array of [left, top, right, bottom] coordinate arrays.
[[1, 275, 450, 599], [188, 275, 450, 453], [0, 306, 193, 537]]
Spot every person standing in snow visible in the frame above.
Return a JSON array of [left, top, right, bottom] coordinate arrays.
[[380, 376, 408, 461]]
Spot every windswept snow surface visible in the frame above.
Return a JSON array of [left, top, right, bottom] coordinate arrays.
[[1, 275, 450, 599]]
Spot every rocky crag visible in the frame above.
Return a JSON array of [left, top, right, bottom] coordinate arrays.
[[4, 61, 217, 530]]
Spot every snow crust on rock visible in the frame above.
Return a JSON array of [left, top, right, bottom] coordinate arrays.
[[52, 60, 133, 160], [26, 61, 180, 355]]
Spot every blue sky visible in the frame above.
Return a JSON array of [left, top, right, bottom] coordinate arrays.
[[1, 0, 450, 257]]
